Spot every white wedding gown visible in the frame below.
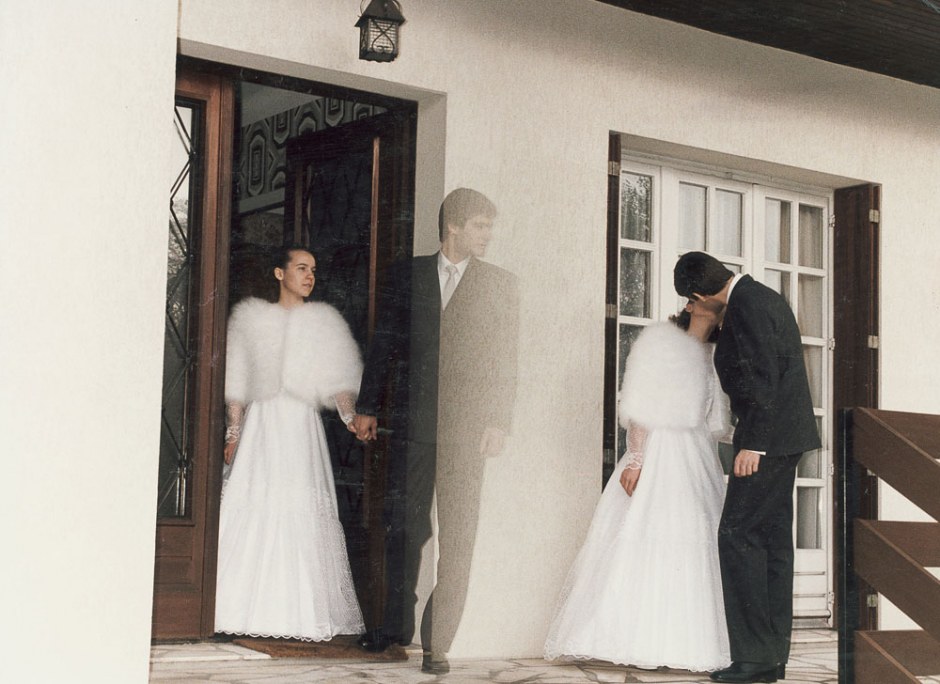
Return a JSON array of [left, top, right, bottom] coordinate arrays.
[[544, 325, 730, 671], [214, 391, 364, 641]]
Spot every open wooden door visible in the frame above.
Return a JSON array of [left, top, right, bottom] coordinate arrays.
[[283, 108, 417, 630], [151, 68, 233, 639]]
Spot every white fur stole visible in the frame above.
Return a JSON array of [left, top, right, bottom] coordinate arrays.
[[224, 298, 363, 410], [618, 322, 712, 430]]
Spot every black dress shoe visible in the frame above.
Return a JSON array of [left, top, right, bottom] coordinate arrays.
[[710, 661, 778, 683], [421, 654, 450, 674], [358, 629, 393, 652]]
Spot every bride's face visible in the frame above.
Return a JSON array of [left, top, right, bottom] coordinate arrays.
[[685, 299, 719, 331]]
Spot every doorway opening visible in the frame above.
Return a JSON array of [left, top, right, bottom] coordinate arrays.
[[152, 58, 418, 641]]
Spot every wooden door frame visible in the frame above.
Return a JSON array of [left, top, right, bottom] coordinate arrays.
[[152, 67, 233, 640], [155, 57, 418, 639]]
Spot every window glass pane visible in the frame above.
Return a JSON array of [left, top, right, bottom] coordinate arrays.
[[619, 248, 651, 318], [764, 269, 791, 306], [803, 345, 823, 408], [799, 204, 824, 268], [617, 323, 645, 404], [620, 172, 652, 242], [796, 487, 822, 549], [798, 450, 821, 479], [765, 198, 791, 264], [679, 183, 706, 250], [797, 274, 824, 338], [617, 324, 645, 461], [712, 189, 742, 256]]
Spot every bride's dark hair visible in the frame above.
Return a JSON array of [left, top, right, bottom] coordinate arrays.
[[669, 309, 719, 342], [669, 309, 692, 330]]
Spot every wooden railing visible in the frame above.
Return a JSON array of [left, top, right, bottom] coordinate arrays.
[[838, 408, 940, 684]]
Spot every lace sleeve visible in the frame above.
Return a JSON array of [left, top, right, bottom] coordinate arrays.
[[624, 421, 648, 470], [333, 391, 356, 426], [225, 402, 245, 444]]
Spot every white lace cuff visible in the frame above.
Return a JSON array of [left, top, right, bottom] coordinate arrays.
[[334, 391, 357, 426], [225, 402, 245, 444], [624, 421, 648, 469]]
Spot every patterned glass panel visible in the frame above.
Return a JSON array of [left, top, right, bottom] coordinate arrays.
[[798, 274, 824, 337], [712, 189, 743, 256], [799, 204, 824, 268], [679, 182, 706, 250], [619, 248, 650, 318], [796, 487, 822, 549], [157, 102, 201, 519], [620, 172, 652, 242], [765, 199, 791, 264]]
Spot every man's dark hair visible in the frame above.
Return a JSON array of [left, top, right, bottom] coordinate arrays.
[[673, 251, 734, 298], [438, 188, 497, 241]]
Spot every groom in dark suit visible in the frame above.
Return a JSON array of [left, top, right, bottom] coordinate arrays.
[[674, 252, 820, 684], [351, 188, 518, 673]]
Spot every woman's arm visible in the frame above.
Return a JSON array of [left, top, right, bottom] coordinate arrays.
[[619, 421, 648, 496], [224, 401, 245, 465]]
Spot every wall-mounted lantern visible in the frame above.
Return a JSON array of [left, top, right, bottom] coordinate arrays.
[[356, 0, 406, 62]]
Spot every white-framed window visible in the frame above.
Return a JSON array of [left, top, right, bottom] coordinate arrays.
[[612, 157, 833, 623]]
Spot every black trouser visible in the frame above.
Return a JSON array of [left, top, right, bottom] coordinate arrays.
[[718, 451, 802, 665], [382, 439, 436, 644]]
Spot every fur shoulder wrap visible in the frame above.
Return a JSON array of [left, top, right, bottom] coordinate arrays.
[[224, 297, 363, 410], [618, 322, 712, 430]]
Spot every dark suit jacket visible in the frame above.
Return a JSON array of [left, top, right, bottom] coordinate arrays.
[[357, 254, 519, 446], [715, 275, 820, 456]]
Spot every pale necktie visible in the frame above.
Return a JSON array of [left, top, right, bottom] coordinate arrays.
[[441, 264, 458, 310]]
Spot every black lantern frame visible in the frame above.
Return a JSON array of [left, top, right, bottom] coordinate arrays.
[[356, 0, 406, 62]]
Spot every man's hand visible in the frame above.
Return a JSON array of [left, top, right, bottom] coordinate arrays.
[[620, 467, 641, 496], [479, 426, 506, 457], [224, 440, 238, 466], [349, 414, 378, 441], [733, 449, 761, 477]]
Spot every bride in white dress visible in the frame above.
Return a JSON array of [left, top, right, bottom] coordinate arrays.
[[215, 247, 365, 641], [544, 300, 731, 672]]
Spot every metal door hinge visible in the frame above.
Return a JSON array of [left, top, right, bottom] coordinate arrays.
[[866, 594, 879, 609], [606, 303, 618, 319], [828, 463, 835, 477], [827, 338, 836, 351], [827, 591, 835, 607], [608, 161, 621, 177], [868, 335, 880, 349], [869, 209, 880, 223]]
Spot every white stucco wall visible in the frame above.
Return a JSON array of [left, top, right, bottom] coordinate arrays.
[[4, 1, 939, 677], [178, 0, 940, 654], [0, 1, 178, 682]]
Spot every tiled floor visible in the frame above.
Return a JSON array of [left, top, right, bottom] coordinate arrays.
[[150, 629, 840, 683]]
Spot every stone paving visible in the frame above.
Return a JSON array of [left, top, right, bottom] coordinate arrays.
[[150, 629, 843, 683]]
